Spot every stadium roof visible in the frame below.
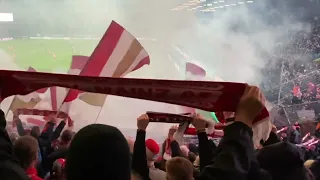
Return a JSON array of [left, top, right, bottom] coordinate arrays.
[[170, 0, 320, 21], [171, 0, 254, 12]]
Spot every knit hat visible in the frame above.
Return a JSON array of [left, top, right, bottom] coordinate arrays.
[[145, 139, 159, 161], [66, 124, 131, 180]]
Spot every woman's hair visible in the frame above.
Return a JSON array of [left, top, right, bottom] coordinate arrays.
[[61, 130, 73, 144]]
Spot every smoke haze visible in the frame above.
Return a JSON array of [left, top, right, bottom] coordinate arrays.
[[0, 0, 315, 139]]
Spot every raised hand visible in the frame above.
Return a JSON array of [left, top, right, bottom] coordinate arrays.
[[235, 85, 266, 128], [137, 114, 149, 131], [168, 125, 178, 139], [191, 113, 207, 132]]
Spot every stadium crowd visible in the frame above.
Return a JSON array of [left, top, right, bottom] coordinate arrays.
[[259, 23, 320, 123], [262, 23, 320, 93], [2, 86, 320, 180]]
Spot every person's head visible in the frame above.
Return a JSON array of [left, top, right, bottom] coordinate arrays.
[[257, 141, 311, 180], [13, 135, 39, 169], [66, 124, 131, 180], [30, 126, 40, 139], [292, 125, 300, 131], [60, 130, 73, 147], [166, 157, 194, 180], [145, 139, 160, 162], [50, 158, 66, 180]]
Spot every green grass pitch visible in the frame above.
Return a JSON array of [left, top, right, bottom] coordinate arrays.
[[0, 39, 100, 72]]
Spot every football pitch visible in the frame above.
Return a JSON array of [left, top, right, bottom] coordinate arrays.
[[0, 39, 100, 72]]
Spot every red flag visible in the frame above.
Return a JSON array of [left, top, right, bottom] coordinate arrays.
[[180, 62, 206, 114], [28, 67, 59, 110], [185, 62, 206, 79], [60, 21, 150, 111], [68, 55, 90, 74], [49, 55, 90, 111], [15, 108, 72, 127], [5, 67, 44, 115]]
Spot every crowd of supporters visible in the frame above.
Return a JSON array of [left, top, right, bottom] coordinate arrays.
[[258, 23, 320, 124], [2, 86, 320, 180], [261, 23, 320, 93]]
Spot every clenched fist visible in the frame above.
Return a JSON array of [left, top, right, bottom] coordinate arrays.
[[137, 114, 149, 131]]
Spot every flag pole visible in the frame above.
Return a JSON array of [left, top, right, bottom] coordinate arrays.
[[94, 106, 104, 124], [184, 62, 188, 80], [5, 96, 16, 119]]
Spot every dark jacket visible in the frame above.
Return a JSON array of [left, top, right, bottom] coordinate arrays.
[[257, 141, 311, 180], [310, 159, 320, 180], [0, 109, 29, 180], [197, 122, 271, 180], [16, 119, 66, 155], [43, 148, 68, 173], [16, 118, 66, 177]]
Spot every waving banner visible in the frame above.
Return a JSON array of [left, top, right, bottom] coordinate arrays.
[[6, 67, 44, 116], [60, 20, 150, 114], [15, 108, 71, 120], [13, 108, 73, 127], [185, 62, 206, 79], [0, 70, 269, 124]]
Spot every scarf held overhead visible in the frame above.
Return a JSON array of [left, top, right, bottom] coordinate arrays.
[[13, 108, 73, 127], [0, 70, 269, 123]]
